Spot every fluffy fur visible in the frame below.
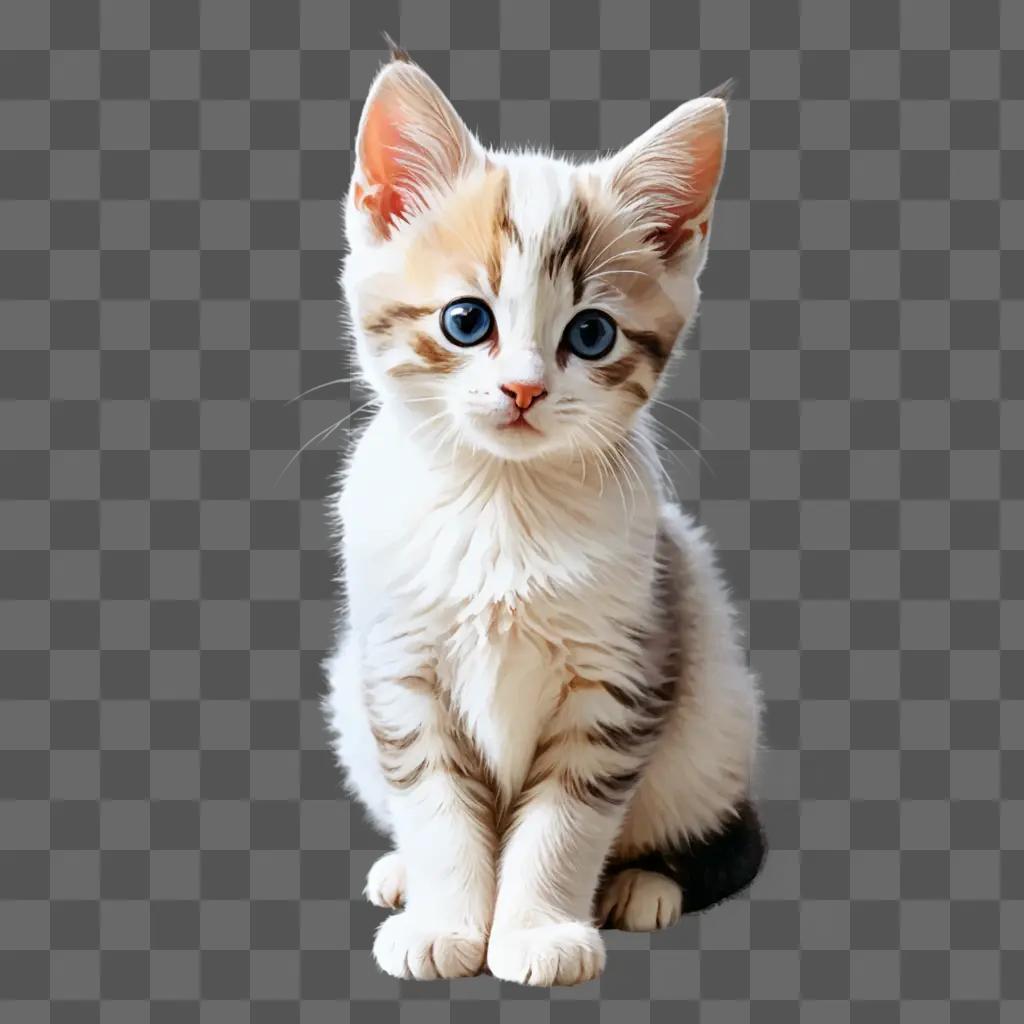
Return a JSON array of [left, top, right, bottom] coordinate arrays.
[[323, 52, 764, 986]]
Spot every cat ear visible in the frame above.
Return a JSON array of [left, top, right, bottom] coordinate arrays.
[[606, 93, 728, 260], [351, 54, 482, 240]]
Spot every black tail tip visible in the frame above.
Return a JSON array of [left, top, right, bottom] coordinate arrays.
[[604, 799, 767, 920]]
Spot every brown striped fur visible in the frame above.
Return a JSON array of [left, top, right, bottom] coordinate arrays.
[[590, 353, 640, 389], [623, 380, 650, 403], [484, 172, 524, 298], [620, 326, 673, 375], [358, 167, 689, 406], [359, 164, 523, 374], [495, 172, 524, 253], [366, 675, 499, 836], [509, 635, 681, 824], [544, 192, 591, 304], [535, 182, 689, 396], [362, 303, 436, 337], [387, 332, 461, 378]]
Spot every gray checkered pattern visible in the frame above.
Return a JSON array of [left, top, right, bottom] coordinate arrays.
[[1, 0, 1021, 1018]]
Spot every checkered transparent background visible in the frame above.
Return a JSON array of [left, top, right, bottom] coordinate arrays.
[[1, 0, 1022, 1019]]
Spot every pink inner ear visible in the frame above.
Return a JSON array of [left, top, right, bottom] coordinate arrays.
[[356, 96, 414, 234], [653, 119, 725, 258]]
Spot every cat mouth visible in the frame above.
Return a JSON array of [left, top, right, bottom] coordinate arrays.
[[499, 412, 541, 434]]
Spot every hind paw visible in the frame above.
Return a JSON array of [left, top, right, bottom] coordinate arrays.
[[598, 869, 682, 931]]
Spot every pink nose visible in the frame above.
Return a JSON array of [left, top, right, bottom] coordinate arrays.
[[500, 381, 548, 410]]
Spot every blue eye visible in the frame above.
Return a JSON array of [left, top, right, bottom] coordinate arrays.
[[440, 298, 494, 347], [563, 309, 617, 360]]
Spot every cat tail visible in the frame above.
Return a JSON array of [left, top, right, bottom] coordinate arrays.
[[607, 799, 767, 915]]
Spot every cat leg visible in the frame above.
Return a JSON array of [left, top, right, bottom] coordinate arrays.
[[365, 669, 496, 980], [487, 675, 666, 986]]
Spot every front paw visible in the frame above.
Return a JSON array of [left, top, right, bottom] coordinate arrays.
[[373, 911, 487, 980], [487, 920, 606, 986], [364, 852, 405, 909]]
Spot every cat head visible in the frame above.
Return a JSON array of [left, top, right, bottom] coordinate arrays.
[[341, 51, 727, 464]]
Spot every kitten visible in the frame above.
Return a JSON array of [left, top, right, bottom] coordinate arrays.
[[324, 48, 765, 986]]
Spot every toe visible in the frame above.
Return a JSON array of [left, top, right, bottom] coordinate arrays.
[[601, 869, 682, 932], [365, 852, 405, 909], [373, 912, 486, 980], [488, 920, 606, 987]]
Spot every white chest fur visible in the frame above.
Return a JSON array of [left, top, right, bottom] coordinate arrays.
[[337, 408, 660, 792]]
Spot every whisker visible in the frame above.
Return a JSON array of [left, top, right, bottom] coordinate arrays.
[[572, 434, 587, 487], [615, 438, 647, 501], [646, 397, 711, 438], [584, 268, 655, 300], [591, 442, 611, 501], [572, 205, 622, 274], [285, 375, 363, 405], [580, 219, 637, 276], [579, 420, 628, 518], [649, 418, 714, 477], [579, 428, 607, 497], [276, 421, 345, 486], [631, 429, 686, 498], [275, 397, 380, 485], [406, 409, 450, 444], [427, 420, 459, 462], [588, 413, 650, 509], [609, 443, 639, 516], [624, 430, 680, 504], [587, 268, 653, 283], [586, 247, 650, 278]]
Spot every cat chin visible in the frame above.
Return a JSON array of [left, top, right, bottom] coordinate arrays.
[[461, 424, 564, 463]]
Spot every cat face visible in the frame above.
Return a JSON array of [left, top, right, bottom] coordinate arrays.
[[341, 55, 727, 463]]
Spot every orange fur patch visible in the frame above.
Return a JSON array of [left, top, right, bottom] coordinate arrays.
[[403, 166, 514, 297]]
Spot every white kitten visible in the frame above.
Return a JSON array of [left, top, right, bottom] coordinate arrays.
[[323, 49, 764, 986]]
